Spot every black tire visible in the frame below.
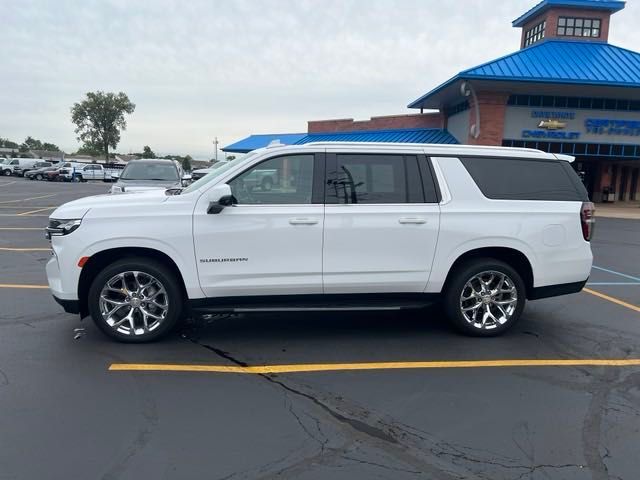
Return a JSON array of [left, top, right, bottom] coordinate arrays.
[[261, 177, 273, 192], [88, 257, 183, 343], [443, 258, 526, 337], [35, 174, 43, 181], [2, 169, 11, 176]]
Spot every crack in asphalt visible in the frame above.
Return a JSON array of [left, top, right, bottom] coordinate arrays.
[[186, 334, 611, 480], [189, 338, 399, 445]]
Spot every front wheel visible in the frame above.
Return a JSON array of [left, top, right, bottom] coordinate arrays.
[[88, 258, 183, 342], [35, 174, 43, 180], [443, 258, 525, 336], [2, 169, 11, 176]]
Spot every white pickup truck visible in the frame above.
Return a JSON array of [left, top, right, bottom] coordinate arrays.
[[59, 163, 122, 182]]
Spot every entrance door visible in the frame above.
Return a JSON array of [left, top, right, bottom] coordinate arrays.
[[631, 168, 639, 201], [193, 153, 325, 297], [322, 153, 440, 294], [619, 167, 629, 201]]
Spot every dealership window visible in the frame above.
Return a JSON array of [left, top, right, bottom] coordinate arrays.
[[524, 21, 545, 46], [557, 17, 601, 38]]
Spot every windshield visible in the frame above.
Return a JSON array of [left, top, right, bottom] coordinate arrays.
[[182, 154, 255, 194], [120, 162, 179, 181]]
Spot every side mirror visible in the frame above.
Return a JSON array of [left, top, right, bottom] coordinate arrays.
[[206, 184, 236, 214]]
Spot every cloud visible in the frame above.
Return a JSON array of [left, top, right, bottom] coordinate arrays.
[[1, 0, 638, 158]]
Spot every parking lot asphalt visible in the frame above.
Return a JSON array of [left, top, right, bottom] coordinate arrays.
[[0, 177, 639, 480]]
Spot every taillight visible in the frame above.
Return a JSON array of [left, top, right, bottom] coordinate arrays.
[[581, 202, 595, 241]]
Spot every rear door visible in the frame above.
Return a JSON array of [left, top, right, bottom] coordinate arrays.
[[322, 151, 441, 294]]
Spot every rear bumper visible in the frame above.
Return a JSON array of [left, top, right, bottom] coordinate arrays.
[[528, 279, 588, 300], [53, 296, 80, 314]]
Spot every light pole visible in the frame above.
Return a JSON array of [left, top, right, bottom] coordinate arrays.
[[213, 137, 219, 163]]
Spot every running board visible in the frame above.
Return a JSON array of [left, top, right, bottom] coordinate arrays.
[[188, 293, 437, 315]]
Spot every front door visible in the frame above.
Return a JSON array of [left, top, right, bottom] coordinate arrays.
[[322, 152, 440, 294], [193, 153, 325, 298]]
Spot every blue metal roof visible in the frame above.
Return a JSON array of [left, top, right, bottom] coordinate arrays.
[[408, 40, 640, 109], [222, 133, 306, 153], [295, 128, 458, 145], [513, 0, 625, 27]]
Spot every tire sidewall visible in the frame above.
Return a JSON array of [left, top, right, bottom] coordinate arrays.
[[444, 258, 526, 337], [88, 258, 182, 343]]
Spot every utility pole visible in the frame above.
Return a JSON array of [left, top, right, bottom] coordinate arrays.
[[213, 137, 219, 163]]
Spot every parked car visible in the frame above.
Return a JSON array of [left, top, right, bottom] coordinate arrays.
[[109, 159, 185, 193], [25, 164, 58, 180], [16, 161, 53, 177], [46, 142, 594, 342], [2, 158, 39, 176], [58, 163, 122, 182], [191, 162, 226, 181]]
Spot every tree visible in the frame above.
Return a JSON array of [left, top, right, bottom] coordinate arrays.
[[182, 155, 192, 172], [0, 138, 19, 149], [70, 91, 135, 161], [18, 136, 60, 152], [42, 142, 60, 151], [142, 145, 156, 159], [21, 136, 41, 152], [75, 143, 103, 157]]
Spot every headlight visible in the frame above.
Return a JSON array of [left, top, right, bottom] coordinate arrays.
[[45, 218, 82, 238]]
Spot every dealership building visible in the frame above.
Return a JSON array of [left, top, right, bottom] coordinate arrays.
[[224, 0, 640, 202]]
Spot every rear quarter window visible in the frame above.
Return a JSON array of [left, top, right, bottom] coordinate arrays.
[[460, 157, 588, 201]]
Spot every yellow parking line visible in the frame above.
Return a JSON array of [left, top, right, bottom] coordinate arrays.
[[584, 288, 640, 313], [0, 227, 42, 230], [0, 214, 49, 217], [109, 358, 640, 374], [0, 247, 50, 252], [0, 283, 49, 289], [0, 206, 58, 209], [0, 193, 56, 204], [18, 207, 56, 216]]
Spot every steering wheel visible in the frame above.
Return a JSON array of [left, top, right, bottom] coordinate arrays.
[[230, 179, 256, 204]]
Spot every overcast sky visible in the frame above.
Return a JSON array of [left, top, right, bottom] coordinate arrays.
[[1, 0, 638, 159]]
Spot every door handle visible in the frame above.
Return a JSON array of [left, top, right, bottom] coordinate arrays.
[[289, 217, 319, 225], [398, 217, 427, 224]]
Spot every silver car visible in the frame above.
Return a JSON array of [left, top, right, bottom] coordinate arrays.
[[110, 159, 184, 194]]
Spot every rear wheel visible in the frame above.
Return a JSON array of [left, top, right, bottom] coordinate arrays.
[[88, 258, 183, 342], [443, 258, 525, 336], [2, 169, 10, 176]]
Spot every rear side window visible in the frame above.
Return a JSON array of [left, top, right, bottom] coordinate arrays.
[[326, 154, 425, 204], [460, 157, 588, 201]]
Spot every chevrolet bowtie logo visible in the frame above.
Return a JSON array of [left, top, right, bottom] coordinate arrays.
[[538, 119, 567, 130]]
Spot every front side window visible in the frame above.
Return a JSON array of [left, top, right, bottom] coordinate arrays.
[[326, 154, 423, 204], [229, 154, 315, 205], [557, 17, 601, 38]]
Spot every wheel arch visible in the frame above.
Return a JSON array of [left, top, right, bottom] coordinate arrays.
[[442, 247, 535, 299], [77, 247, 189, 318]]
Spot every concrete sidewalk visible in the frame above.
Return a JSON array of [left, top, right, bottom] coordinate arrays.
[[595, 201, 640, 220]]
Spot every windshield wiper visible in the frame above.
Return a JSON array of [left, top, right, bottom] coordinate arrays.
[[165, 187, 182, 196]]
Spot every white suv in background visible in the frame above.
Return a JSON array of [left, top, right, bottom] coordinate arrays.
[[45, 142, 594, 342]]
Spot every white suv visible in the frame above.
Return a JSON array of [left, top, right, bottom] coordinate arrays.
[[45, 142, 594, 342]]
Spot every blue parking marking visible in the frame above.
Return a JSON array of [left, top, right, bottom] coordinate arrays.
[[592, 266, 640, 283]]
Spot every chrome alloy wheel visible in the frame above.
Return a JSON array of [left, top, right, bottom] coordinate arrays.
[[459, 271, 518, 330], [98, 271, 169, 336]]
